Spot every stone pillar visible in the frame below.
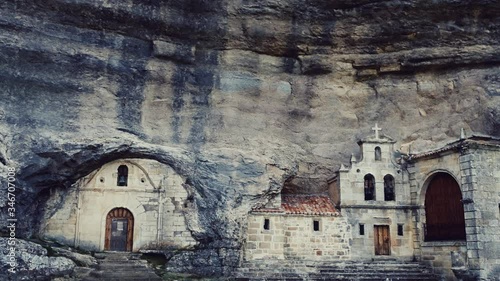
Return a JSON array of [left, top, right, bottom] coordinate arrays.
[[407, 163, 421, 257], [458, 149, 481, 277]]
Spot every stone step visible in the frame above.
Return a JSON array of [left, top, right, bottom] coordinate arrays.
[[318, 268, 433, 273], [97, 264, 150, 270], [239, 276, 438, 281], [78, 252, 162, 281], [240, 267, 432, 274], [236, 260, 440, 281], [82, 276, 162, 281], [238, 270, 438, 278], [84, 273, 162, 280]]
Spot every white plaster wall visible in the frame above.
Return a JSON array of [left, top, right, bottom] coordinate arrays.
[[42, 159, 196, 252]]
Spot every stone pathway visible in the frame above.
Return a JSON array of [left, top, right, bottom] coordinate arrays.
[[79, 252, 163, 281]]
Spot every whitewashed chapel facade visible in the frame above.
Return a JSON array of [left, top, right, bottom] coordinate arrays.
[[41, 159, 197, 252]]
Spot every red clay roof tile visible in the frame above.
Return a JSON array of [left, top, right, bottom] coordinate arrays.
[[252, 194, 338, 216]]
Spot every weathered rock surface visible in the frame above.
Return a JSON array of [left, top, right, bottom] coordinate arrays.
[[0, 238, 75, 281], [52, 247, 98, 268], [0, 0, 499, 276]]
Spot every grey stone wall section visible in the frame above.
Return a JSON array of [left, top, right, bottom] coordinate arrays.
[[459, 149, 481, 277], [467, 147, 500, 280]]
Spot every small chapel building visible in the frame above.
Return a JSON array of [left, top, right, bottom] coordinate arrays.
[[245, 126, 500, 280], [41, 159, 197, 252]]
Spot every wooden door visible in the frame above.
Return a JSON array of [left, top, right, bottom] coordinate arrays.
[[105, 208, 134, 251], [425, 173, 465, 241], [110, 218, 128, 251], [374, 225, 391, 255]]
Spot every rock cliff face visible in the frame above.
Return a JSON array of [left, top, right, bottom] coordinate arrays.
[[0, 0, 499, 276]]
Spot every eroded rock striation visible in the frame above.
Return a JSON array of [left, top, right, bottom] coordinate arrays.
[[0, 0, 499, 276]]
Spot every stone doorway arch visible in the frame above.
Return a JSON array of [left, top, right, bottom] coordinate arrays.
[[424, 172, 465, 241], [105, 208, 134, 251]]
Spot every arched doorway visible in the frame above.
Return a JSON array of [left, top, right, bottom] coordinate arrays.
[[105, 208, 134, 251], [424, 173, 466, 241]]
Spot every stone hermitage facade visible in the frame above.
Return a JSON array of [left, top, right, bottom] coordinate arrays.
[[38, 130, 500, 280], [245, 127, 500, 281]]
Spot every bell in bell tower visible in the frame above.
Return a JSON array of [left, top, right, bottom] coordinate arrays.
[[117, 165, 128, 186]]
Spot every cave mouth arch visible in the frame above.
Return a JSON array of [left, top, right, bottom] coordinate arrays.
[[424, 172, 466, 241]]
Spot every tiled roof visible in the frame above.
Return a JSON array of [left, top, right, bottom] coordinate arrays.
[[252, 194, 339, 216]]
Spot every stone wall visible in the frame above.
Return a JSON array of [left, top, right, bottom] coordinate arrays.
[[407, 144, 500, 280], [339, 141, 410, 206], [283, 215, 351, 260], [245, 214, 351, 261], [343, 207, 414, 259], [408, 151, 464, 278], [41, 159, 196, 252], [420, 242, 468, 280], [245, 214, 285, 260], [337, 136, 414, 259], [408, 151, 461, 248], [468, 147, 500, 280]]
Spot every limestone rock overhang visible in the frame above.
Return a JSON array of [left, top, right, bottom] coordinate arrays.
[[251, 194, 339, 217]]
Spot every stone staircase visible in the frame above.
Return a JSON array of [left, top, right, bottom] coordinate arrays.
[[235, 259, 441, 281], [80, 252, 162, 281]]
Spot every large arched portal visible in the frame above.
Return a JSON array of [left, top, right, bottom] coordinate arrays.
[[424, 172, 466, 241], [105, 208, 134, 251]]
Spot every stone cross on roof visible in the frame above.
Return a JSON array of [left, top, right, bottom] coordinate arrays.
[[372, 123, 381, 139]]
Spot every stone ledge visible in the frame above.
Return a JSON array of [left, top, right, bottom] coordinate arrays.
[[422, 241, 467, 247], [341, 204, 417, 210]]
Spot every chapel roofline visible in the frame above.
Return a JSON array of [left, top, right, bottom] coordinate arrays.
[[357, 134, 396, 145], [408, 134, 500, 160], [250, 193, 339, 216]]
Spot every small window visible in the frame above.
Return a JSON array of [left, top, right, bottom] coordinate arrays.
[[117, 165, 128, 186], [359, 224, 365, 235], [375, 146, 382, 161], [398, 224, 404, 236], [263, 218, 270, 230], [313, 220, 320, 232]]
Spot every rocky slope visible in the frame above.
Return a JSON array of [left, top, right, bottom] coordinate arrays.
[[0, 0, 499, 276]]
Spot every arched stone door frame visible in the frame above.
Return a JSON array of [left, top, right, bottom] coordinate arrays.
[[419, 170, 466, 242], [104, 208, 134, 251]]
